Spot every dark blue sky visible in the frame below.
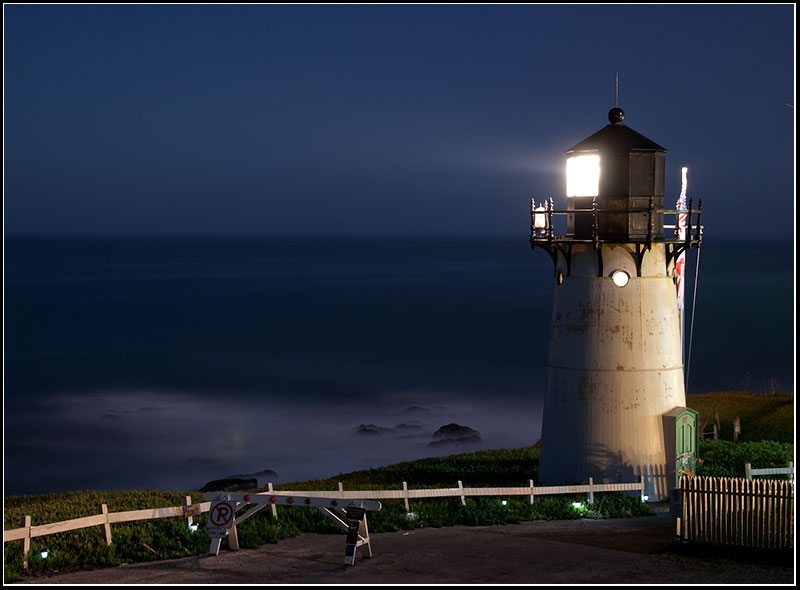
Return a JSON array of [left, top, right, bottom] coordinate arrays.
[[4, 4, 795, 238]]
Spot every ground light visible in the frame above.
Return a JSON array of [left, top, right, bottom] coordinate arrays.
[[40, 550, 49, 559], [189, 522, 199, 532], [501, 500, 508, 506]]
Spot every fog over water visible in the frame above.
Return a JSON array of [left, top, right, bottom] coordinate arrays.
[[4, 389, 543, 494], [3, 235, 794, 496]]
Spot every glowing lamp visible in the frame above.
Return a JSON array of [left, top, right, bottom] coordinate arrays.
[[566, 155, 600, 198], [533, 206, 547, 231], [40, 550, 49, 559]]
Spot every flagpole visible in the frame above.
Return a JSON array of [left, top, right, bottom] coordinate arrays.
[[676, 167, 688, 364]]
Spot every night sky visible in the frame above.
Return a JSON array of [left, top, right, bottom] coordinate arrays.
[[4, 4, 795, 238]]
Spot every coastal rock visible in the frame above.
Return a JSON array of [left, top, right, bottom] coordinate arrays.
[[199, 469, 278, 492], [393, 422, 423, 431], [230, 469, 278, 488], [356, 423, 393, 435], [199, 477, 258, 493], [429, 423, 482, 446]]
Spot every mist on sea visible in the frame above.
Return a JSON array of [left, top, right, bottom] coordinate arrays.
[[3, 235, 793, 495]]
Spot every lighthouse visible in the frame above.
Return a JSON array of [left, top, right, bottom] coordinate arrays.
[[531, 107, 702, 501]]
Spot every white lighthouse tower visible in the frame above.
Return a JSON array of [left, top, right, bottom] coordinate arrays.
[[531, 107, 702, 501]]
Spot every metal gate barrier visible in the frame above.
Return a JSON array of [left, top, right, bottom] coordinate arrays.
[[204, 492, 382, 565]]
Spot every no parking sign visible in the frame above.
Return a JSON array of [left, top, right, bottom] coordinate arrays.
[[207, 500, 236, 538]]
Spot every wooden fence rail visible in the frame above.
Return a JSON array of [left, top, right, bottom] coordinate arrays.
[[4, 477, 643, 570], [272, 477, 644, 510], [676, 475, 794, 550], [745, 462, 794, 480]]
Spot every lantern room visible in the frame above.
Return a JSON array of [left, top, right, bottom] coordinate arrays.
[[565, 107, 666, 241]]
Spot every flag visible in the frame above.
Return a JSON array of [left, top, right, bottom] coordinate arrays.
[[676, 167, 688, 362], [676, 167, 688, 311]]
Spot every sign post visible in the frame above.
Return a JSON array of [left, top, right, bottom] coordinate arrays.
[[343, 506, 367, 565], [207, 499, 237, 555], [203, 492, 381, 564], [670, 486, 684, 541]]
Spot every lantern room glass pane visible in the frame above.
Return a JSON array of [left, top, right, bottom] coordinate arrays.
[[566, 155, 600, 197]]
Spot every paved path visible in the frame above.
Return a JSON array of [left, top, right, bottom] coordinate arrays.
[[25, 513, 794, 585]]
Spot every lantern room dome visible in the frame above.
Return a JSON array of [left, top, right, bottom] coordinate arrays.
[[563, 108, 667, 241], [566, 112, 666, 155]]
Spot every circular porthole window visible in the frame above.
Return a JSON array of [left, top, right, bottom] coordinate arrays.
[[611, 269, 630, 287]]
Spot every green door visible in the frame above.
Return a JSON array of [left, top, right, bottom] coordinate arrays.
[[675, 412, 697, 486]]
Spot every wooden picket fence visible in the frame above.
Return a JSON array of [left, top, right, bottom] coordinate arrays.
[[4, 477, 643, 571], [675, 475, 794, 550]]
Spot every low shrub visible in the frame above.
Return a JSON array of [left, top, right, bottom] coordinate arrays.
[[696, 440, 794, 478]]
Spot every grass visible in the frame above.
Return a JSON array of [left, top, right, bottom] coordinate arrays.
[[686, 391, 794, 443], [273, 446, 541, 491]]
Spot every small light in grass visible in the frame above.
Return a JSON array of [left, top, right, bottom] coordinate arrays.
[[572, 502, 583, 509], [40, 550, 49, 559], [406, 512, 416, 519], [641, 494, 650, 503], [189, 522, 199, 532], [501, 500, 508, 506]]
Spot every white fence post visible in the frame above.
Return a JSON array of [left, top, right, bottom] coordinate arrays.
[[21, 516, 31, 572], [528, 479, 535, 505], [183, 496, 193, 529], [402, 481, 410, 512], [100, 504, 112, 545], [458, 480, 465, 506], [267, 483, 277, 518], [587, 477, 594, 504]]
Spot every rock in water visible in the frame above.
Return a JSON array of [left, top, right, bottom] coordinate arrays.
[[430, 423, 482, 446], [356, 423, 397, 435], [199, 478, 258, 492]]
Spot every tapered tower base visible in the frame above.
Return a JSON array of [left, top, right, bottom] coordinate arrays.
[[538, 242, 686, 501]]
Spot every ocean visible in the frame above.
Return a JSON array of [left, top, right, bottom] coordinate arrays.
[[3, 235, 794, 496]]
